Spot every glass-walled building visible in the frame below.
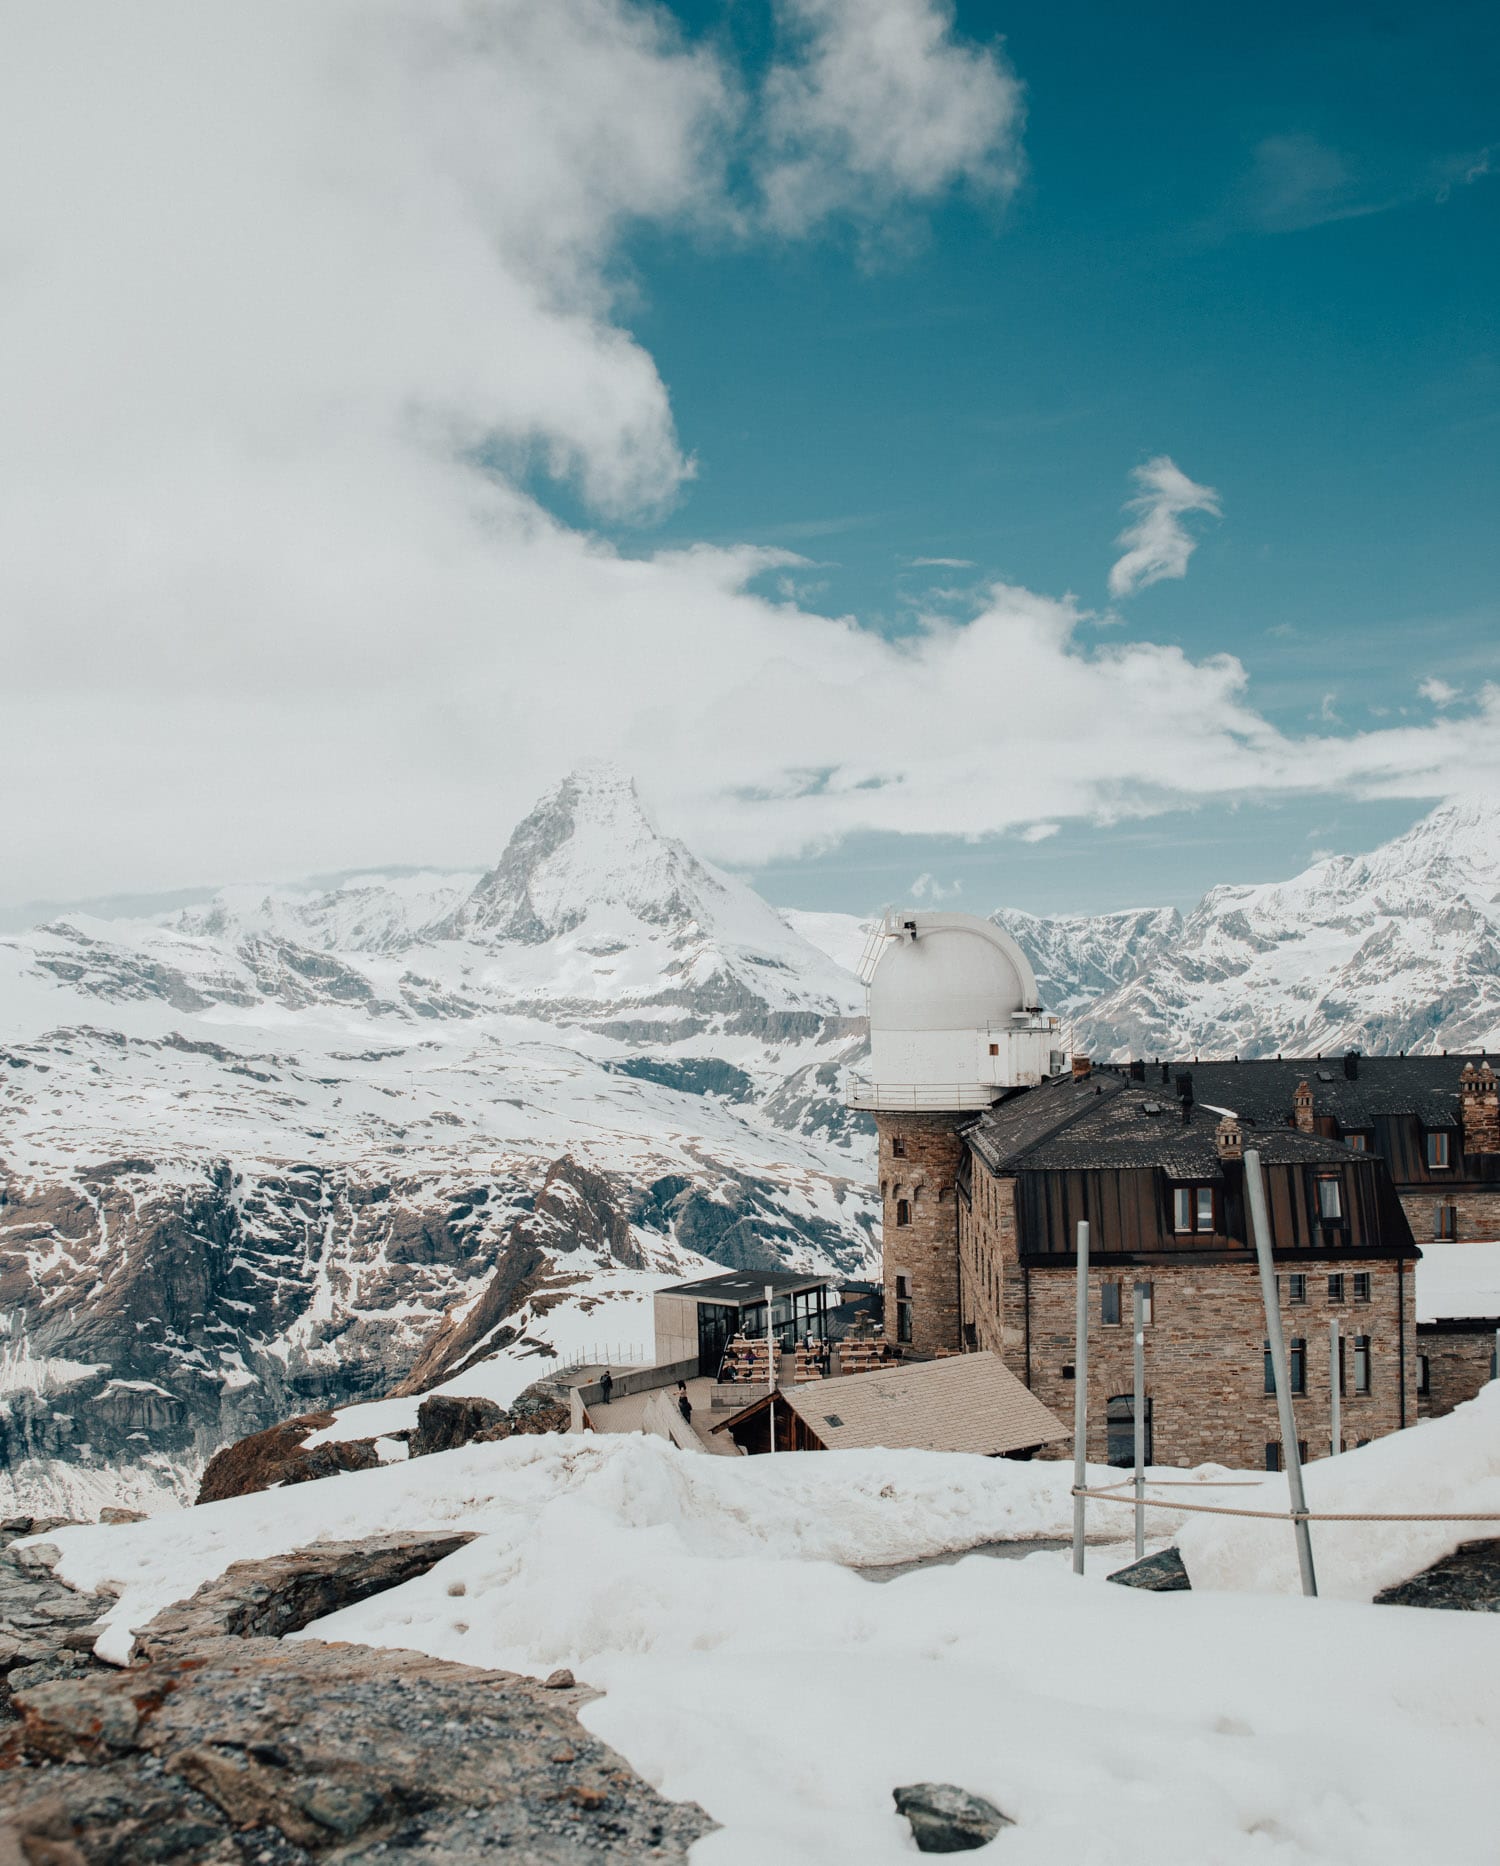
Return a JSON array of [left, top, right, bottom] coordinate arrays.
[[652, 1269, 835, 1378]]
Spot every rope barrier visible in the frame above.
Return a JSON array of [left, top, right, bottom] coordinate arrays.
[[1072, 1485, 1500, 1525]]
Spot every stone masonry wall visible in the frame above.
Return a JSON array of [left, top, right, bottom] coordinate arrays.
[[957, 1161, 1416, 1468], [876, 1112, 966, 1356], [1418, 1326, 1496, 1420], [1022, 1258, 1415, 1469], [1399, 1189, 1500, 1243]]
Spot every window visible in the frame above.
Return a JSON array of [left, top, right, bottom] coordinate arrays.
[[988, 1042, 1000, 1057], [1265, 1442, 1281, 1472], [1327, 1273, 1345, 1304], [1353, 1335, 1371, 1395], [1137, 1280, 1154, 1325], [895, 1198, 911, 1228], [895, 1274, 912, 1300], [1336, 1332, 1346, 1397], [1106, 1394, 1152, 1467], [963, 1321, 978, 1350], [1287, 1273, 1307, 1305], [1061, 1364, 1076, 1381], [1316, 1176, 1343, 1221], [891, 1134, 906, 1159], [896, 1300, 913, 1344], [1417, 1355, 1430, 1397], [1427, 1130, 1451, 1169], [1353, 1272, 1371, 1303], [1172, 1185, 1216, 1233], [1101, 1281, 1121, 1326], [1345, 1132, 1368, 1151], [1267, 1338, 1307, 1395], [1434, 1203, 1457, 1240]]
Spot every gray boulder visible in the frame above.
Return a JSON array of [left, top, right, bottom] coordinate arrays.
[[893, 1782, 1013, 1853]]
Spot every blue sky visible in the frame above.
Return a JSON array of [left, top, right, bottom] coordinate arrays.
[[615, 0, 1499, 911], [4, 2, 1496, 922]]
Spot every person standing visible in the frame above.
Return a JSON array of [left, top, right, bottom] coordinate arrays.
[[599, 1369, 614, 1406], [676, 1380, 693, 1426]]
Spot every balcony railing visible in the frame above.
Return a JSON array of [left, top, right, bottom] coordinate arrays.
[[845, 1074, 1000, 1112]]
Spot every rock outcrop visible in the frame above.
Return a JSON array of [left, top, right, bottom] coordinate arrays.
[[197, 1412, 384, 1505], [1373, 1537, 1500, 1611], [0, 1531, 713, 1862]]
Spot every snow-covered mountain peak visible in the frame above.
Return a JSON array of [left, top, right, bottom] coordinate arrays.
[[448, 763, 701, 944]]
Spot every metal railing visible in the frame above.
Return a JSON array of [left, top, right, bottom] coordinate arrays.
[[844, 1074, 999, 1111]]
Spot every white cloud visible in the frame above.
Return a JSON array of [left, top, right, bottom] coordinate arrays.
[[3, 4, 1499, 910], [1108, 456, 1222, 600], [1420, 677, 1459, 707], [909, 873, 962, 902], [909, 556, 977, 569], [1018, 823, 1061, 844], [759, 0, 1023, 234]]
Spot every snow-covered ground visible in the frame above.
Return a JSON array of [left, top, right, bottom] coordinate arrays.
[[1416, 1240, 1500, 1322], [43, 1390, 1500, 1866]]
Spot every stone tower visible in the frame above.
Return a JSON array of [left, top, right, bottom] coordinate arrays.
[[847, 911, 1063, 1354]]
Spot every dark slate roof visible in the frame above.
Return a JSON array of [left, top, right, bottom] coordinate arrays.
[[662, 1268, 832, 1304], [969, 1071, 1364, 1177], [1097, 1053, 1492, 1130]]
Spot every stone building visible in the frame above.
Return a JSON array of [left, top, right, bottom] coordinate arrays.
[[848, 913, 1500, 1470], [954, 1068, 1419, 1468]]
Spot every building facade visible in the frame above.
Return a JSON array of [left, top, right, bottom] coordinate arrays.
[[940, 1070, 1419, 1468]]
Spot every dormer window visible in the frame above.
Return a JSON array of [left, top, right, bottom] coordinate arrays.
[[1316, 1175, 1343, 1221], [1426, 1131, 1451, 1170], [1345, 1132, 1368, 1151], [1172, 1185, 1216, 1233]]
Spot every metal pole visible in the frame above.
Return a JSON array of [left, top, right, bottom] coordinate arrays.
[[1071, 1220, 1090, 1575], [1133, 1280, 1147, 1561], [765, 1283, 776, 1455], [1329, 1318, 1341, 1456], [1244, 1149, 1318, 1597]]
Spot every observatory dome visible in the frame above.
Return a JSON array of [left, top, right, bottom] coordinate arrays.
[[868, 913, 1038, 1033]]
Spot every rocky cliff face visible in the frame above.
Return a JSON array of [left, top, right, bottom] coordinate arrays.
[[0, 767, 876, 1513]]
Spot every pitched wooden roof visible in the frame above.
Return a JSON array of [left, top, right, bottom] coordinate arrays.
[[713, 1352, 1067, 1457]]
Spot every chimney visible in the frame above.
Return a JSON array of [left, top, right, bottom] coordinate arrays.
[[1215, 1114, 1244, 1160], [1343, 1050, 1360, 1080], [1129, 1059, 1146, 1082], [1071, 1054, 1092, 1082], [1460, 1060, 1500, 1155], [1292, 1079, 1314, 1133]]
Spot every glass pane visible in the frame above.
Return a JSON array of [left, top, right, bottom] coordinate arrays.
[[1196, 1187, 1214, 1230], [1173, 1188, 1192, 1231]]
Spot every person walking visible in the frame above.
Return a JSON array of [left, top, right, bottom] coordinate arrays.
[[599, 1368, 614, 1406]]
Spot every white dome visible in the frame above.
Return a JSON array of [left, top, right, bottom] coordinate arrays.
[[868, 913, 1038, 1033]]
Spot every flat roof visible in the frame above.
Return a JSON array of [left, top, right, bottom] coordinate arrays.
[[659, 1268, 834, 1306]]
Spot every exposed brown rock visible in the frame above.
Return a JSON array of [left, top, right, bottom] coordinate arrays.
[[196, 1412, 383, 1504], [0, 1530, 713, 1863], [408, 1392, 571, 1460]]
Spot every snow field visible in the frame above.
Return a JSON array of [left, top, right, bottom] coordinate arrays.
[[1179, 1381, 1500, 1598], [41, 1425, 1500, 1864]]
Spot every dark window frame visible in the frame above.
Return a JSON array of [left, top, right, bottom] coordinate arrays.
[[1426, 1129, 1453, 1170], [1353, 1272, 1371, 1303], [1327, 1272, 1345, 1304], [1171, 1182, 1217, 1234], [1101, 1281, 1122, 1326], [1353, 1334, 1372, 1395], [1287, 1273, 1307, 1306], [1315, 1174, 1344, 1222], [894, 1198, 912, 1228]]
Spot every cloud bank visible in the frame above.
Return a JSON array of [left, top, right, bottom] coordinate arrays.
[[2, 2, 1496, 907]]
